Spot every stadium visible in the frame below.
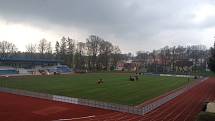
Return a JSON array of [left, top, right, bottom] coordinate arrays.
[[0, 55, 214, 121], [0, 1, 215, 121]]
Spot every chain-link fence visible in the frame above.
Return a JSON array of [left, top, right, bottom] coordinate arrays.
[[0, 77, 208, 115]]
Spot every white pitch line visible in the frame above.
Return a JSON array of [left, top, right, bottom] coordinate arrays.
[[53, 115, 95, 121]]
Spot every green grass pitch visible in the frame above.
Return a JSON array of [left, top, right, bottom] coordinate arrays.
[[0, 73, 192, 106]]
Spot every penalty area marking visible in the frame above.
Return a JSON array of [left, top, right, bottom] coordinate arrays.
[[53, 115, 95, 121]]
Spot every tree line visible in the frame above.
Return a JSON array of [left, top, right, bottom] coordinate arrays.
[[0, 35, 122, 71], [208, 42, 215, 73], [135, 45, 209, 74], [0, 36, 214, 73]]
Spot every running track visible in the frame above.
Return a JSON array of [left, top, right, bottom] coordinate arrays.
[[0, 78, 214, 121]]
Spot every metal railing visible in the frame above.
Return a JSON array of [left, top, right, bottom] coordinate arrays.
[[140, 77, 208, 114], [0, 77, 208, 115]]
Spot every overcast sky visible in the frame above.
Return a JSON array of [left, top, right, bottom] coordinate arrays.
[[0, 0, 215, 53]]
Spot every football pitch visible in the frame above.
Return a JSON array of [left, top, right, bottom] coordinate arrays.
[[0, 73, 192, 106]]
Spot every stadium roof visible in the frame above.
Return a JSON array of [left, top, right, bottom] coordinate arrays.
[[0, 57, 63, 64]]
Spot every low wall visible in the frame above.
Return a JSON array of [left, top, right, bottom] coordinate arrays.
[[0, 70, 17, 75], [145, 73, 195, 78]]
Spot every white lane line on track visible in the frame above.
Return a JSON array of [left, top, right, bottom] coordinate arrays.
[[53, 115, 95, 121]]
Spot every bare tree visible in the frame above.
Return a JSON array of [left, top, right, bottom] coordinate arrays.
[[38, 38, 48, 58], [98, 40, 113, 70], [86, 35, 102, 70], [151, 50, 157, 72], [0, 41, 17, 58], [45, 42, 52, 58], [46, 42, 52, 54], [75, 42, 86, 69], [160, 46, 170, 72], [112, 46, 121, 69], [10, 43, 17, 55], [170, 46, 176, 72], [26, 43, 37, 58]]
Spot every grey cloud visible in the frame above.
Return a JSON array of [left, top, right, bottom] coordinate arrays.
[[0, 0, 214, 52]]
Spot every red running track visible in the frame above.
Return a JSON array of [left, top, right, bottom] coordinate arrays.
[[0, 93, 113, 121], [0, 78, 214, 121]]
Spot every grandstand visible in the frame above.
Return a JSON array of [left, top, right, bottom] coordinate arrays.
[[0, 57, 62, 68], [0, 57, 72, 75]]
